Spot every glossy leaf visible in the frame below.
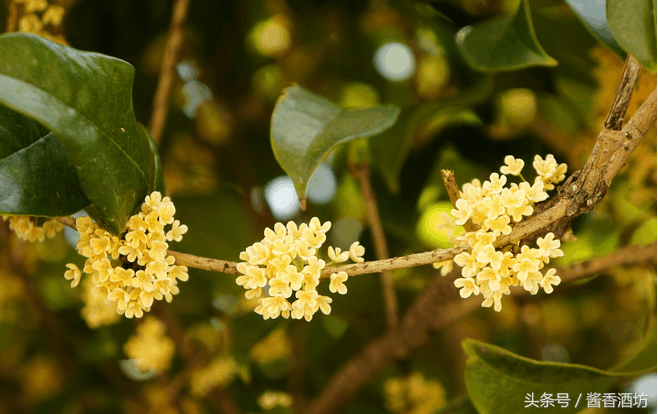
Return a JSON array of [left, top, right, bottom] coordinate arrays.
[[463, 339, 648, 414], [607, 0, 657, 71], [271, 84, 400, 206], [563, 0, 626, 58], [137, 122, 165, 195], [0, 105, 89, 216], [455, 0, 558, 72], [0, 33, 149, 233]]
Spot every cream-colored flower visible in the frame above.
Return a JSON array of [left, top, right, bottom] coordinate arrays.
[[432, 260, 453, 276], [483, 215, 512, 236], [500, 156, 525, 176], [506, 203, 533, 222], [481, 196, 506, 219], [328, 246, 350, 263], [309, 217, 331, 234], [453, 252, 480, 278], [165, 220, 188, 242], [348, 241, 365, 262], [451, 198, 473, 226], [64, 263, 82, 288], [540, 268, 560, 293], [316, 295, 332, 315], [476, 245, 504, 270], [329, 271, 348, 295], [519, 180, 548, 203], [477, 267, 501, 291], [482, 173, 507, 195], [536, 232, 564, 263], [513, 258, 540, 282], [454, 277, 479, 298]]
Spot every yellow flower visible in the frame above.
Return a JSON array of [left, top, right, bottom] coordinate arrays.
[[451, 198, 473, 226], [328, 246, 350, 263], [64, 263, 82, 288], [432, 260, 453, 276], [329, 271, 348, 295], [540, 268, 561, 293], [348, 241, 365, 262], [258, 391, 293, 410], [453, 252, 480, 278], [482, 173, 507, 195], [500, 155, 525, 176], [536, 232, 564, 263], [454, 277, 479, 298]]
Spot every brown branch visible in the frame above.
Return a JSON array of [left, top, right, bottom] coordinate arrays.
[[304, 53, 656, 414], [350, 163, 399, 330], [148, 0, 191, 145], [605, 56, 642, 130], [57, 81, 656, 283]]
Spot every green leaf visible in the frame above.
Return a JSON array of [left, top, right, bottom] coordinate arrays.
[[0, 33, 149, 233], [607, 0, 657, 72], [434, 397, 479, 414], [137, 123, 165, 195], [611, 316, 657, 373], [463, 339, 649, 414], [455, 0, 558, 72], [0, 105, 89, 216], [271, 84, 400, 206], [563, 0, 627, 58]]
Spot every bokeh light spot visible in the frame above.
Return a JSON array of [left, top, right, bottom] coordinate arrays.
[[373, 42, 416, 81], [264, 176, 300, 220]]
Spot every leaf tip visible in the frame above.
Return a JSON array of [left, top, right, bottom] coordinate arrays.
[[299, 197, 307, 211]]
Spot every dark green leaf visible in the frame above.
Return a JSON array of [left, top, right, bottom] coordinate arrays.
[[369, 109, 415, 193], [563, 0, 626, 58], [607, 0, 657, 71], [0, 33, 149, 233], [271, 84, 400, 205], [463, 339, 649, 414], [0, 105, 89, 216], [455, 0, 558, 72], [137, 122, 165, 195]]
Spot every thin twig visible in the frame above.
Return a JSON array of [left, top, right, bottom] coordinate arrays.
[[441, 169, 475, 232], [148, 0, 191, 145], [350, 163, 399, 330]]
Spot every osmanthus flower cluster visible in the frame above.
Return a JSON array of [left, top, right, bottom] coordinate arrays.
[[384, 372, 446, 414], [65, 191, 189, 319], [434, 155, 567, 312], [236, 217, 365, 321], [189, 356, 237, 397], [3, 215, 64, 243], [258, 390, 294, 410], [123, 316, 175, 373]]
